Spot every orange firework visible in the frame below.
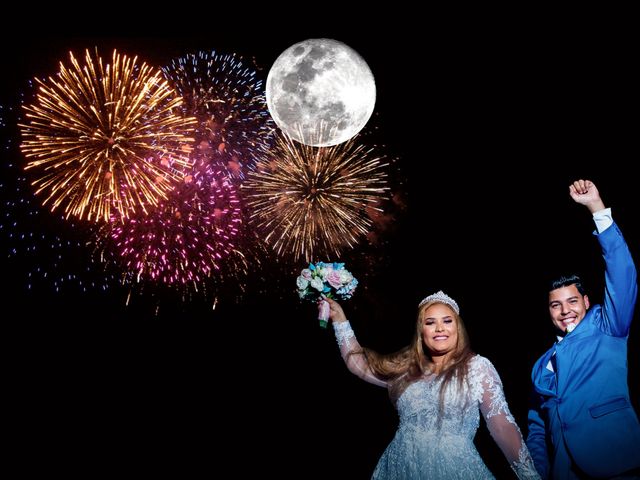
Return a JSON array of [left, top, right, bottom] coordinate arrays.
[[19, 49, 196, 222], [243, 130, 389, 262]]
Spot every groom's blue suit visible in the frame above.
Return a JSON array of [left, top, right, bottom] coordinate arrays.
[[527, 222, 640, 479]]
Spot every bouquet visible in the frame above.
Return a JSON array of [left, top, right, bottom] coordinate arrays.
[[296, 262, 358, 328]]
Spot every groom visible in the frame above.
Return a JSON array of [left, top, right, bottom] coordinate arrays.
[[527, 179, 640, 479]]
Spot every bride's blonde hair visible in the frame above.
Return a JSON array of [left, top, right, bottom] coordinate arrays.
[[360, 298, 475, 408]]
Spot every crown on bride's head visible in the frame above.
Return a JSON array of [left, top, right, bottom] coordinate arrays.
[[418, 290, 459, 314]]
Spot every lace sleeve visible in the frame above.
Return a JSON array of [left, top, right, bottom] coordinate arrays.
[[333, 321, 387, 387], [472, 356, 541, 480]]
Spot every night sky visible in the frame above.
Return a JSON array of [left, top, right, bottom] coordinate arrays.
[[2, 26, 638, 478]]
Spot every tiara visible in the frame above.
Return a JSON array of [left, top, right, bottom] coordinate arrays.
[[418, 290, 459, 314]]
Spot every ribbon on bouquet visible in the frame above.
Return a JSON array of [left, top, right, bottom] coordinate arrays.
[[317, 298, 331, 328]]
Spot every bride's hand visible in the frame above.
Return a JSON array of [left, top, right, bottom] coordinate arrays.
[[322, 296, 348, 323]]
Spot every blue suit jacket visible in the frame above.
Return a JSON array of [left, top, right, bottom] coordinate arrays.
[[527, 222, 640, 479]]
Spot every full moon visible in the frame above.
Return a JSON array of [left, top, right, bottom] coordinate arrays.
[[266, 38, 376, 147]]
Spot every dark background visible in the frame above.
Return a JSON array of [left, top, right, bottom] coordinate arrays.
[[1, 20, 638, 478]]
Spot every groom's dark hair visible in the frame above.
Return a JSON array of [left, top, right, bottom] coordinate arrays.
[[549, 274, 586, 296]]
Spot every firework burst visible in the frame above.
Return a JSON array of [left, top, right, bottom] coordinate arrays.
[[1, 163, 119, 295], [162, 50, 274, 179], [100, 161, 243, 290], [243, 131, 389, 262], [19, 49, 196, 222]]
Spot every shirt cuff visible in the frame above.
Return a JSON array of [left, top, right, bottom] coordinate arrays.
[[593, 207, 612, 234]]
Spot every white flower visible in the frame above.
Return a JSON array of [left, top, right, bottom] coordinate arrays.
[[338, 269, 353, 284], [310, 277, 324, 291]]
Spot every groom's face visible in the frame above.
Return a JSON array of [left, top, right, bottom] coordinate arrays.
[[548, 284, 590, 334]]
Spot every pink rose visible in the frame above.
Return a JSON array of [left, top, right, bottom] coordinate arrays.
[[326, 270, 343, 289]]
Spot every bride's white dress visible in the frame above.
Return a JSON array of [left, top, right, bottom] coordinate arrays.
[[333, 321, 540, 480]]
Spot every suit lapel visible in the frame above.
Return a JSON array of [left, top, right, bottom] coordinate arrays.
[[555, 313, 596, 394], [533, 348, 557, 396]]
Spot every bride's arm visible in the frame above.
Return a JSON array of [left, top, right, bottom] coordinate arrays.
[[325, 297, 387, 388], [333, 320, 387, 387], [473, 356, 541, 480]]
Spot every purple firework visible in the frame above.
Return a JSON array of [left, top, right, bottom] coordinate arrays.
[[102, 161, 243, 289]]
